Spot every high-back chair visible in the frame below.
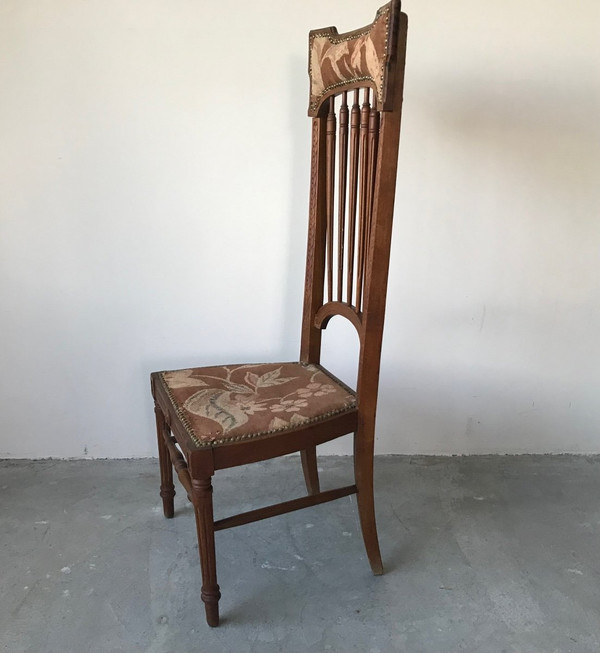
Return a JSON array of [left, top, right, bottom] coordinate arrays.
[[151, 0, 408, 627]]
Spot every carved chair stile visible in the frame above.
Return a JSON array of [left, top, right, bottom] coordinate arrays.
[[150, 1, 408, 627]]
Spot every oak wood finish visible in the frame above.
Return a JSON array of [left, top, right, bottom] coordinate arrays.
[[150, 0, 407, 627]]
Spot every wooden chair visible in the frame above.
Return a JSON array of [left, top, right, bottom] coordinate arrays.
[[150, 0, 408, 627]]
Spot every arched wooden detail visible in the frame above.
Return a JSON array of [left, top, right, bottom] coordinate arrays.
[[308, 0, 401, 117], [314, 301, 362, 333]]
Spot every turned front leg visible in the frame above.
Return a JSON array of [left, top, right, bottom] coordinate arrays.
[[192, 477, 221, 627]]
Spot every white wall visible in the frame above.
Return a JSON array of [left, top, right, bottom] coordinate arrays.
[[1, 0, 599, 458]]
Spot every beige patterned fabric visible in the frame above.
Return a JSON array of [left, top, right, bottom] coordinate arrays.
[[158, 362, 356, 448], [308, 3, 391, 115]]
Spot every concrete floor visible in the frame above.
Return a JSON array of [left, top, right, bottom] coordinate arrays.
[[1, 456, 599, 653]]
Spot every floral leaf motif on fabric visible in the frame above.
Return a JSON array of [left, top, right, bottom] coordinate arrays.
[[244, 372, 260, 387], [246, 367, 296, 389], [222, 381, 255, 394], [268, 416, 289, 430], [235, 398, 267, 415], [271, 399, 309, 413], [183, 389, 249, 433], [296, 382, 336, 397], [162, 370, 208, 389]]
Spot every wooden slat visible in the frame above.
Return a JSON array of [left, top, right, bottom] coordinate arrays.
[[325, 96, 336, 302], [300, 116, 328, 364], [356, 88, 371, 311], [214, 485, 357, 531], [346, 89, 360, 307], [337, 92, 349, 301], [364, 107, 380, 278]]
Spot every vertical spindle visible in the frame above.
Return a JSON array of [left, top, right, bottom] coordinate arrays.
[[364, 107, 380, 284], [337, 92, 349, 302], [325, 96, 336, 303], [356, 88, 371, 311], [346, 89, 360, 307]]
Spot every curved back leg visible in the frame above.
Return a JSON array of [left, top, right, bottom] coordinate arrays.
[[354, 425, 383, 575], [301, 446, 321, 495]]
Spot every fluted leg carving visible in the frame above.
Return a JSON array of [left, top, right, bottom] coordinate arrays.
[[155, 406, 175, 518], [192, 477, 221, 627]]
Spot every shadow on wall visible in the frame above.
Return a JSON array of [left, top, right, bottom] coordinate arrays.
[[376, 360, 600, 455], [424, 75, 599, 218], [380, 65, 600, 453]]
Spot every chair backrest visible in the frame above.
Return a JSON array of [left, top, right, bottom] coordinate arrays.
[[300, 0, 408, 413]]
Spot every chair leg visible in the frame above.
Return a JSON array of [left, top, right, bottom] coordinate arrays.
[[354, 428, 383, 575], [192, 478, 221, 627], [300, 446, 320, 495], [155, 406, 175, 518]]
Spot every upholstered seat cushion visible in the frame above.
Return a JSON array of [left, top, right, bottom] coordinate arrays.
[[156, 362, 356, 448]]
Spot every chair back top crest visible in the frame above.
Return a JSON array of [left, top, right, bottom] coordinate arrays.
[[301, 0, 408, 402], [308, 0, 403, 117]]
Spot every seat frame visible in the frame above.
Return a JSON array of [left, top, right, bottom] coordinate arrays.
[[151, 0, 408, 627]]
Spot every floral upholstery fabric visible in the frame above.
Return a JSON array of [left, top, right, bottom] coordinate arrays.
[[157, 362, 356, 448]]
